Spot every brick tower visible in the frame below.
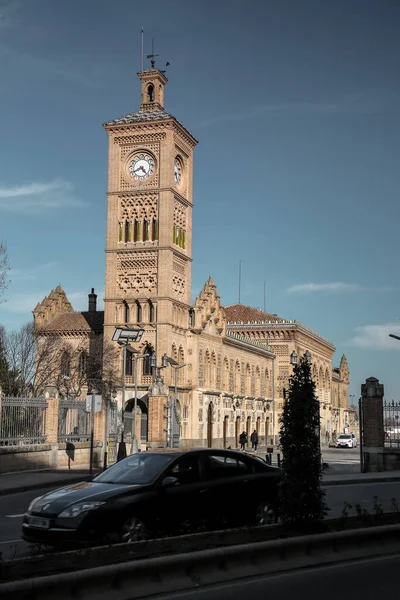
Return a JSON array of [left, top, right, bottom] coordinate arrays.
[[103, 62, 198, 375]]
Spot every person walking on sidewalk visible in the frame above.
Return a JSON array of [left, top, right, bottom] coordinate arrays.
[[239, 431, 247, 450], [250, 429, 259, 451], [326, 430, 330, 445]]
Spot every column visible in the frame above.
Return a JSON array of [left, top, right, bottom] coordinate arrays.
[[45, 397, 59, 444], [361, 377, 384, 472]]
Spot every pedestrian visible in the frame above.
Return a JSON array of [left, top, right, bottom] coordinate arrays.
[[332, 430, 337, 442], [239, 431, 247, 451], [250, 429, 259, 451], [326, 430, 330, 445]]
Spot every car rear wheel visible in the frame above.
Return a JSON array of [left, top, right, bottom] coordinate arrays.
[[254, 500, 278, 526], [118, 516, 149, 543]]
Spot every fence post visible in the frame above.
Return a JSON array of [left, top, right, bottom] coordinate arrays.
[[45, 397, 59, 444], [360, 377, 384, 472]]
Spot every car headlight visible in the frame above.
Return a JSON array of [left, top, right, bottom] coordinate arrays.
[[58, 501, 105, 519], [28, 496, 42, 512]]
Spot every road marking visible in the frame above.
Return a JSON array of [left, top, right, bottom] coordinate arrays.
[[5, 514, 24, 518]]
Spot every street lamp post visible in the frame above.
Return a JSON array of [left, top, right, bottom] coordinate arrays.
[[131, 350, 147, 454], [149, 353, 179, 447], [112, 327, 144, 461]]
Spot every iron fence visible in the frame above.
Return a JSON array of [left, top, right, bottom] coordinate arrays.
[[0, 396, 48, 446], [58, 398, 90, 443], [384, 400, 400, 447]]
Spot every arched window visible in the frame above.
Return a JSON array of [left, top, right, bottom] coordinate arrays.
[[149, 301, 155, 323], [188, 308, 195, 328], [223, 357, 229, 391], [234, 360, 240, 393], [125, 350, 133, 377], [78, 351, 87, 378], [204, 351, 211, 388], [60, 351, 70, 378], [211, 352, 217, 388], [142, 345, 153, 376], [147, 83, 154, 102], [246, 363, 251, 395], [123, 300, 130, 324], [136, 301, 142, 323]]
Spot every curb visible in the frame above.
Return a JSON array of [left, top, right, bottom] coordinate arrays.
[[2, 523, 400, 599], [0, 475, 93, 497], [323, 476, 400, 487]]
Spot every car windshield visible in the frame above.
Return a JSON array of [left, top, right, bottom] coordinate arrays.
[[93, 453, 176, 485], [338, 434, 351, 439]]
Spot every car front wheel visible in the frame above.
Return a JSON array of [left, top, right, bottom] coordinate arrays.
[[117, 516, 150, 544], [254, 500, 278, 526]]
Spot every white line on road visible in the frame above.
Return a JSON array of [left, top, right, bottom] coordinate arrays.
[[5, 514, 24, 518], [0, 539, 21, 545]]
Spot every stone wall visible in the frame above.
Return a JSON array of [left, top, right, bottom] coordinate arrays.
[[0, 442, 103, 474]]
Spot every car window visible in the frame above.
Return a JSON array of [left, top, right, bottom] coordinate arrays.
[[339, 435, 351, 439], [165, 455, 200, 485], [94, 453, 175, 484], [205, 454, 253, 480]]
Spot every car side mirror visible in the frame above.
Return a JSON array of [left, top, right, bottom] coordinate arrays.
[[161, 476, 179, 488]]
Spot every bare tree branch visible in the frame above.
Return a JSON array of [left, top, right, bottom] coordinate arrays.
[[0, 242, 10, 303]]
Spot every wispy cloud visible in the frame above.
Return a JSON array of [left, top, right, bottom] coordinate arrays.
[[197, 88, 395, 128], [0, 179, 88, 213], [287, 282, 392, 294], [10, 261, 58, 282], [348, 323, 400, 350]]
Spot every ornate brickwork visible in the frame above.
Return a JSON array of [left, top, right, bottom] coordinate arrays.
[[114, 133, 166, 145], [116, 251, 157, 296], [119, 194, 158, 221], [173, 256, 186, 275], [172, 274, 185, 300], [174, 199, 187, 228]]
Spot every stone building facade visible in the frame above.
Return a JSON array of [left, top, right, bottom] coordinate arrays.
[[33, 62, 351, 449]]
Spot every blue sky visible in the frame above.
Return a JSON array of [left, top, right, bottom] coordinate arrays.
[[1, 0, 400, 402]]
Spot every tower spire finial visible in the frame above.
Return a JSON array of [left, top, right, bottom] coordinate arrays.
[[146, 37, 159, 69]]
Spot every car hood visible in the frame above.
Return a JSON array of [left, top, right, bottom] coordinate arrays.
[[29, 481, 149, 517]]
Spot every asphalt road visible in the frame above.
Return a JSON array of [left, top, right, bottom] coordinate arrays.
[[1, 477, 400, 561], [151, 553, 400, 600]]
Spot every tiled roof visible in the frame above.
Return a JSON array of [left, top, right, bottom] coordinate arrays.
[[42, 311, 104, 333], [104, 108, 174, 126], [224, 304, 286, 324]]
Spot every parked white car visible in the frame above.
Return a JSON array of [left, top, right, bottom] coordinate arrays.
[[336, 433, 357, 448]]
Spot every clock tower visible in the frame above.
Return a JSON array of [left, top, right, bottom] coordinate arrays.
[[103, 64, 198, 370]]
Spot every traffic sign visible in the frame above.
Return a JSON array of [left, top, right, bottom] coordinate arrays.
[[86, 394, 102, 413]]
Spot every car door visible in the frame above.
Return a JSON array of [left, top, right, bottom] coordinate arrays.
[[202, 451, 255, 528], [156, 453, 207, 534]]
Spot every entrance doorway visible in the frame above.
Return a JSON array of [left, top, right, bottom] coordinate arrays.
[[207, 402, 213, 448], [246, 416, 251, 437], [235, 416, 240, 448], [223, 415, 229, 448]]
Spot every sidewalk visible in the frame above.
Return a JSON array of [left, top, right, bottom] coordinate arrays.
[[0, 465, 100, 496]]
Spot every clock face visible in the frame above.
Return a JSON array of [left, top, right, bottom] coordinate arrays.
[[174, 158, 182, 185], [129, 153, 155, 181]]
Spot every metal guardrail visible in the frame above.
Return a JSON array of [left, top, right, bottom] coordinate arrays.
[[2, 523, 400, 599]]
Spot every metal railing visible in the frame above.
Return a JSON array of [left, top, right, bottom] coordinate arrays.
[[0, 396, 48, 446], [58, 398, 90, 443], [384, 400, 400, 447]]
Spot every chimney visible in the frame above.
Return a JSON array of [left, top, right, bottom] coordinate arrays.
[[88, 288, 97, 312]]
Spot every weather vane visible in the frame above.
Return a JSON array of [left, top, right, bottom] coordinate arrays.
[[142, 35, 169, 72]]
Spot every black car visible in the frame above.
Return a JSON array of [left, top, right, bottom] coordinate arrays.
[[22, 449, 282, 546]]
